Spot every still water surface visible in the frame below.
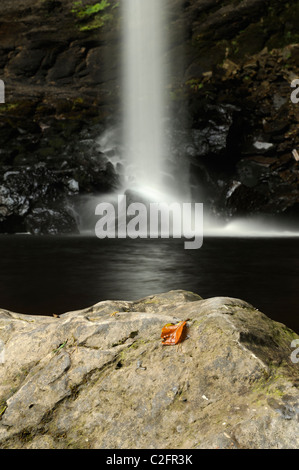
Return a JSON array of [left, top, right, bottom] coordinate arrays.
[[0, 235, 298, 333]]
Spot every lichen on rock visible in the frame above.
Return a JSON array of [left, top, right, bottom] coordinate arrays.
[[0, 289, 298, 449]]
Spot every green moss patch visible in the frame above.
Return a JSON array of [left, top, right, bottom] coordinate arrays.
[[71, 0, 119, 31]]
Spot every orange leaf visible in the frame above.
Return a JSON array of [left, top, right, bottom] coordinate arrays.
[[161, 320, 187, 346]]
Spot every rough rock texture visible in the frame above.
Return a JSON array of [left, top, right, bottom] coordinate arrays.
[[1, 0, 299, 230], [0, 166, 80, 234], [0, 289, 298, 449], [186, 44, 299, 220], [0, 0, 121, 234]]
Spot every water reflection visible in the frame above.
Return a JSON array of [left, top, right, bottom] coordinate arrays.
[[0, 235, 298, 333]]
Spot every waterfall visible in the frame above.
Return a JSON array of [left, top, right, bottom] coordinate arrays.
[[75, 1, 299, 238], [75, 1, 299, 239], [122, 0, 168, 199]]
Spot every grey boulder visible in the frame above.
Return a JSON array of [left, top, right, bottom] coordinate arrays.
[[0, 290, 298, 449]]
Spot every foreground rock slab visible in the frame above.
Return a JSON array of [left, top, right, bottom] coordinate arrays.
[[0, 290, 298, 449]]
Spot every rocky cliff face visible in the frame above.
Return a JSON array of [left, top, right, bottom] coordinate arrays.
[[0, 0, 122, 233], [0, 290, 298, 449], [0, 0, 299, 232]]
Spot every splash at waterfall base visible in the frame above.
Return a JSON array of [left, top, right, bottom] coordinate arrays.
[[95, 196, 203, 250]]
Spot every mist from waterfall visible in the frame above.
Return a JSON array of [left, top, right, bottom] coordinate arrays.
[[122, 0, 168, 197], [76, 0, 299, 239]]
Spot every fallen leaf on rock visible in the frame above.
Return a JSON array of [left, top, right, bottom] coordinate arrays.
[[161, 320, 188, 345]]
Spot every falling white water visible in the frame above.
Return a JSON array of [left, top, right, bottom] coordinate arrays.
[[122, 0, 167, 195], [76, 1, 299, 239]]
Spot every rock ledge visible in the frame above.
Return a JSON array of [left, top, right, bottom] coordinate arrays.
[[0, 290, 298, 449]]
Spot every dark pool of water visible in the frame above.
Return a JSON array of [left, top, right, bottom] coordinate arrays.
[[0, 235, 298, 333]]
